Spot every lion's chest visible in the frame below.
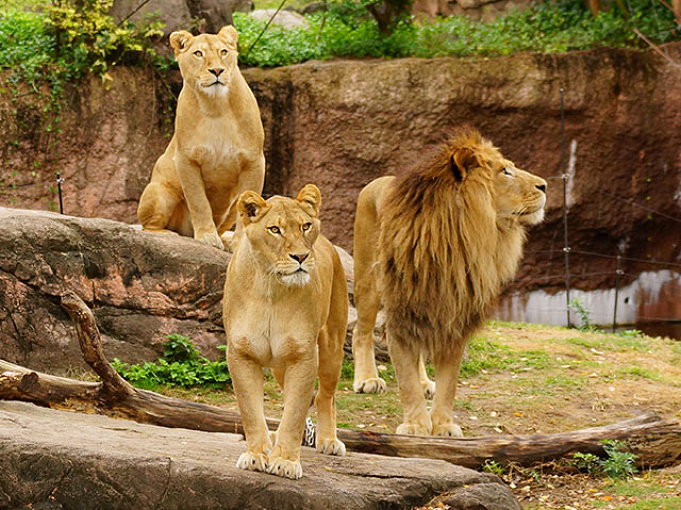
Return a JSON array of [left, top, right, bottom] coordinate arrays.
[[226, 296, 322, 370]]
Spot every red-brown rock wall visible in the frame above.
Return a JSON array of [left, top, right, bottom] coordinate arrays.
[[2, 44, 680, 300]]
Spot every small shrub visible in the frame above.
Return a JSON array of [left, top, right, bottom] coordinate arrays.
[[112, 336, 230, 390], [482, 460, 504, 476], [601, 440, 638, 478], [569, 297, 599, 332], [572, 451, 601, 475], [570, 440, 638, 479]]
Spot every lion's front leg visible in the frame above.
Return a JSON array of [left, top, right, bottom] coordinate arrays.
[[266, 354, 317, 480], [176, 154, 223, 249], [388, 337, 432, 435], [227, 351, 271, 473], [429, 344, 466, 438]]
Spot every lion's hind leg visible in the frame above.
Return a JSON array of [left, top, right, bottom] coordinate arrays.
[[418, 352, 436, 399], [351, 258, 385, 395], [137, 179, 183, 234], [315, 328, 346, 457]]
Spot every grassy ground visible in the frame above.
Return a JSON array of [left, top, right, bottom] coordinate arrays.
[[159, 322, 681, 509]]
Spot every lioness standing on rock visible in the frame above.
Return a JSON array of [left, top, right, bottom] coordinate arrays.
[[224, 184, 347, 479], [138, 26, 265, 250]]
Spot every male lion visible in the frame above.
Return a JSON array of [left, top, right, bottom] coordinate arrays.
[[137, 26, 265, 250], [223, 184, 347, 479], [351, 125, 547, 436]]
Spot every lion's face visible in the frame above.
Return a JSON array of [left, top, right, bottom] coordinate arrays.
[[492, 159, 547, 225], [170, 26, 239, 98], [237, 185, 322, 286], [452, 140, 547, 227]]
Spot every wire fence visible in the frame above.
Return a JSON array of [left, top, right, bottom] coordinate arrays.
[[503, 87, 681, 332]]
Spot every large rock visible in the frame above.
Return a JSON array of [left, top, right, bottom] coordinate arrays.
[[0, 208, 229, 373], [0, 401, 520, 510]]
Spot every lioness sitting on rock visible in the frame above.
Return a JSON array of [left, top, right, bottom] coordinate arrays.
[[223, 184, 348, 479], [137, 26, 265, 250]]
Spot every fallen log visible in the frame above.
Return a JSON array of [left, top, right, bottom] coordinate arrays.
[[1, 291, 680, 471]]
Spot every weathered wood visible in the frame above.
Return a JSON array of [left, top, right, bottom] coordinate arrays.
[[1, 290, 680, 471]]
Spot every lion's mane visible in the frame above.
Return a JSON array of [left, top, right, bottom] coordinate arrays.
[[379, 126, 528, 356]]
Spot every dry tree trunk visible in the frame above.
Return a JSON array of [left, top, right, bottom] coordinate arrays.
[[1, 291, 680, 470]]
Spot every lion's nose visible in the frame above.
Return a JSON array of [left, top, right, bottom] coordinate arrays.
[[209, 68, 224, 77], [536, 182, 547, 193], [290, 253, 309, 264]]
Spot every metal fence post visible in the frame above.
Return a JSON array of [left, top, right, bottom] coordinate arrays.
[[560, 88, 572, 328]]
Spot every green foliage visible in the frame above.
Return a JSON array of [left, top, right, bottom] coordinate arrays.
[[235, 0, 679, 67], [44, 0, 162, 76], [569, 297, 598, 332], [0, 2, 164, 96], [482, 459, 504, 476], [571, 440, 638, 479], [112, 335, 230, 390], [571, 451, 602, 474], [600, 439, 638, 478]]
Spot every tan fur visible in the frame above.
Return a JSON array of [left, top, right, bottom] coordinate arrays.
[[224, 184, 348, 479], [351, 126, 547, 436], [137, 26, 265, 250]]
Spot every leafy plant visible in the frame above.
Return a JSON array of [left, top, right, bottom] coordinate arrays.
[[112, 335, 230, 390], [572, 451, 602, 474], [571, 440, 638, 478], [600, 439, 638, 478], [43, 0, 164, 78], [569, 297, 599, 332], [482, 459, 504, 476]]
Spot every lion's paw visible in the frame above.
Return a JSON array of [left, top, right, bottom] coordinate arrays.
[[236, 451, 267, 472], [316, 437, 346, 456], [396, 422, 431, 436], [197, 231, 224, 250], [421, 380, 436, 400], [266, 457, 303, 480], [432, 422, 463, 437], [353, 377, 386, 394]]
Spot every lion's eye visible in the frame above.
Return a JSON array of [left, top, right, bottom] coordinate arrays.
[[302, 222, 312, 232], [268, 226, 281, 235], [502, 168, 513, 177], [193, 50, 203, 57], [220, 49, 229, 56]]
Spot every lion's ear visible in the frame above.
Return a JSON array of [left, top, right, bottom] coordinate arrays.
[[450, 147, 477, 182], [169, 31, 193, 55], [237, 191, 268, 224], [296, 184, 321, 217], [217, 25, 238, 49]]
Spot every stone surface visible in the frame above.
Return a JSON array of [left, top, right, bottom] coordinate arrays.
[[110, 0, 248, 35], [0, 401, 517, 510], [250, 9, 309, 29], [0, 208, 229, 373]]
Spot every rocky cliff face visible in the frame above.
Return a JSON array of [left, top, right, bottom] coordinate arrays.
[[0, 208, 228, 372], [1, 45, 680, 326]]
